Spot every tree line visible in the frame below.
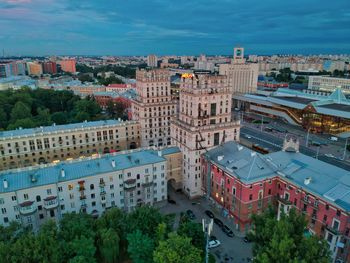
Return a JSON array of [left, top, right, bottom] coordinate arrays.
[[0, 87, 103, 131], [0, 206, 213, 263], [76, 64, 140, 79]]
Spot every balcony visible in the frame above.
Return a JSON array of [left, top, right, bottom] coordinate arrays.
[[79, 186, 85, 192], [142, 181, 153, 187], [325, 224, 342, 236], [99, 180, 105, 187], [80, 195, 87, 200], [277, 196, 292, 205], [124, 179, 136, 190], [101, 198, 107, 204], [100, 190, 106, 195], [44, 196, 59, 210], [19, 201, 37, 215]]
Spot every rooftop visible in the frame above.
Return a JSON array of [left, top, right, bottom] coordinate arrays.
[[0, 148, 168, 193], [0, 119, 136, 140], [204, 141, 350, 212]]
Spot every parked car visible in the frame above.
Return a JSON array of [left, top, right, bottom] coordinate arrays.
[[209, 235, 217, 241], [186, 209, 196, 220], [243, 236, 252, 243], [325, 153, 335, 158], [208, 240, 221, 249], [205, 210, 215, 218], [214, 218, 224, 228], [244, 134, 252, 139], [222, 225, 234, 237], [168, 199, 176, 204], [329, 136, 338, 142]]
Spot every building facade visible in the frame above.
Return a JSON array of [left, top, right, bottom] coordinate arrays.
[[0, 61, 26, 78], [147, 55, 158, 68], [58, 59, 76, 73], [308, 76, 350, 94], [42, 61, 57, 74], [27, 62, 43, 76], [219, 47, 258, 95], [132, 69, 176, 147], [0, 120, 141, 171], [171, 73, 240, 198], [202, 140, 350, 263], [0, 147, 180, 232]]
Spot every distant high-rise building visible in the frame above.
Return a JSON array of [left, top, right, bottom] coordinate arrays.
[[194, 54, 214, 72], [219, 47, 258, 94], [0, 61, 26, 78], [132, 68, 176, 147], [171, 73, 240, 198], [42, 61, 57, 74], [58, 59, 76, 73], [27, 62, 43, 76], [147, 55, 158, 68]]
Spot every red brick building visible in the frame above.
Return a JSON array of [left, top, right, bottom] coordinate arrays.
[[202, 140, 350, 263]]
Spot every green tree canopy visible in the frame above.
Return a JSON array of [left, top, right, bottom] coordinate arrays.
[[153, 233, 202, 263], [251, 208, 331, 263], [127, 230, 154, 263]]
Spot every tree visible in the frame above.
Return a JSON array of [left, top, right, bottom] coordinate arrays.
[[0, 108, 7, 129], [97, 228, 120, 263], [178, 221, 205, 249], [153, 233, 202, 263], [127, 230, 154, 263], [127, 206, 166, 239], [10, 101, 32, 122], [51, 111, 68, 125], [251, 208, 331, 263], [35, 107, 52, 126], [7, 118, 36, 130], [35, 221, 61, 263]]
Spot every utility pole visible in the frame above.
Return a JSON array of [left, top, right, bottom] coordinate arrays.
[[305, 128, 310, 146], [343, 137, 348, 160], [202, 218, 213, 263], [260, 115, 264, 132]]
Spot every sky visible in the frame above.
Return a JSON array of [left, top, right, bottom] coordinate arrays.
[[0, 0, 350, 56]]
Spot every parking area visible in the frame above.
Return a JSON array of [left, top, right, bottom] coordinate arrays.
[[159, 189, 253, 263]]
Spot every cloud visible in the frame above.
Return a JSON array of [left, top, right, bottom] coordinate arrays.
[[0, 0, 349, 55]]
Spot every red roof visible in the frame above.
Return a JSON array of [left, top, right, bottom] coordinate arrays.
[[108, 84, 128, 88], [44, 196, 57, 201], [19, 201, 34, 207]]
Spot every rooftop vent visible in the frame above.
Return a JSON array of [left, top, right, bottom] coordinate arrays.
[[304, 177, 312, 185], [30, 173, 38, 183], [3, 179, 8, 189], [111, 160, 116, 168], [61, 168, 65, 178], [217, 155, 224, 161]]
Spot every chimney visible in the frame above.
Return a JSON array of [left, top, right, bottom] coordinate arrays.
[[304, 177, 312, 185], [3, 179, 8, 189], [111, 160, 116, 168], [61, 168, 65, 178]]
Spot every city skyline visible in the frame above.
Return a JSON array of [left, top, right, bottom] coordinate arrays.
[[0, 0, 350, 56]]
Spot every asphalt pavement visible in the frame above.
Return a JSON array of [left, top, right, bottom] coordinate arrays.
[[160, 189, 253, 263], [241, 126, 350, 171]]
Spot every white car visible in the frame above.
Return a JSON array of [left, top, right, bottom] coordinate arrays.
[[208, 240, 221, 249], [244, 135, 252, 139], [325, 154, 335, 158]]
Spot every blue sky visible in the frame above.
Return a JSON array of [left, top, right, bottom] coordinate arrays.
[[0, 0, 349, 56]]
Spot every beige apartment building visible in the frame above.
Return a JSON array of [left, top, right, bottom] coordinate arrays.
[[0, 120, 141, 171], [171, 73, 240, 198], [132, 69, 177, 147], [219, 47, 258, 95], [0, 147, 181, 231]]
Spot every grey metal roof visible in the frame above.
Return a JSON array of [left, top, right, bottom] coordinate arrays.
[[204, 141, 350, 212], [0, 149, 166, 193], [0, 120, 128, 139]]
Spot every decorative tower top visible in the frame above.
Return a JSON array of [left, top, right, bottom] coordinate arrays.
[[282, 136, 300, 152]]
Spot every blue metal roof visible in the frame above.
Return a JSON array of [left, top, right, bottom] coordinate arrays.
[[0, 149, 166, 193], [0, 120, 125, 139], [205, 141, 350, 212], [161, 147, 181, 155]]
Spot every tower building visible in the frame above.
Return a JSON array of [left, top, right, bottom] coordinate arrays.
[[132, 68, 176, 147], [171, 73, 240, 198]]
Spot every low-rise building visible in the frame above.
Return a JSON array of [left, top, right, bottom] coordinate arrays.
[[0, 147, 181, 231], [202, 140, 350, 263], [308, 76, 350, 94], [0, 120, 141, 171]]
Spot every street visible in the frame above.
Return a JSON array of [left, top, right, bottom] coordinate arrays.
[[159, 189, 253, 263]]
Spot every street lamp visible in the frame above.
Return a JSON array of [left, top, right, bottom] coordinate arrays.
[[342, 137, 349, 161], [202, 218, 214, 263]]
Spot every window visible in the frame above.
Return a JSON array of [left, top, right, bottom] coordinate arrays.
[[11, 196, 16, 201], [1, 208, 6, 214], [249, 194, 253, 201], [110, 184, 114, 190], [214, 133, 220, 146], [232, 187, 236, 196], [0, 198, 4, 205], [4, 217, 8, 223], [90, 184, 94, 190], [24, 194, 29, 200], [47, 189, 52, 195], [333, 219, 340, 231], [36, 195, 41, 202], [58, 186, 63, 192], [68, 184, 74, 190]]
